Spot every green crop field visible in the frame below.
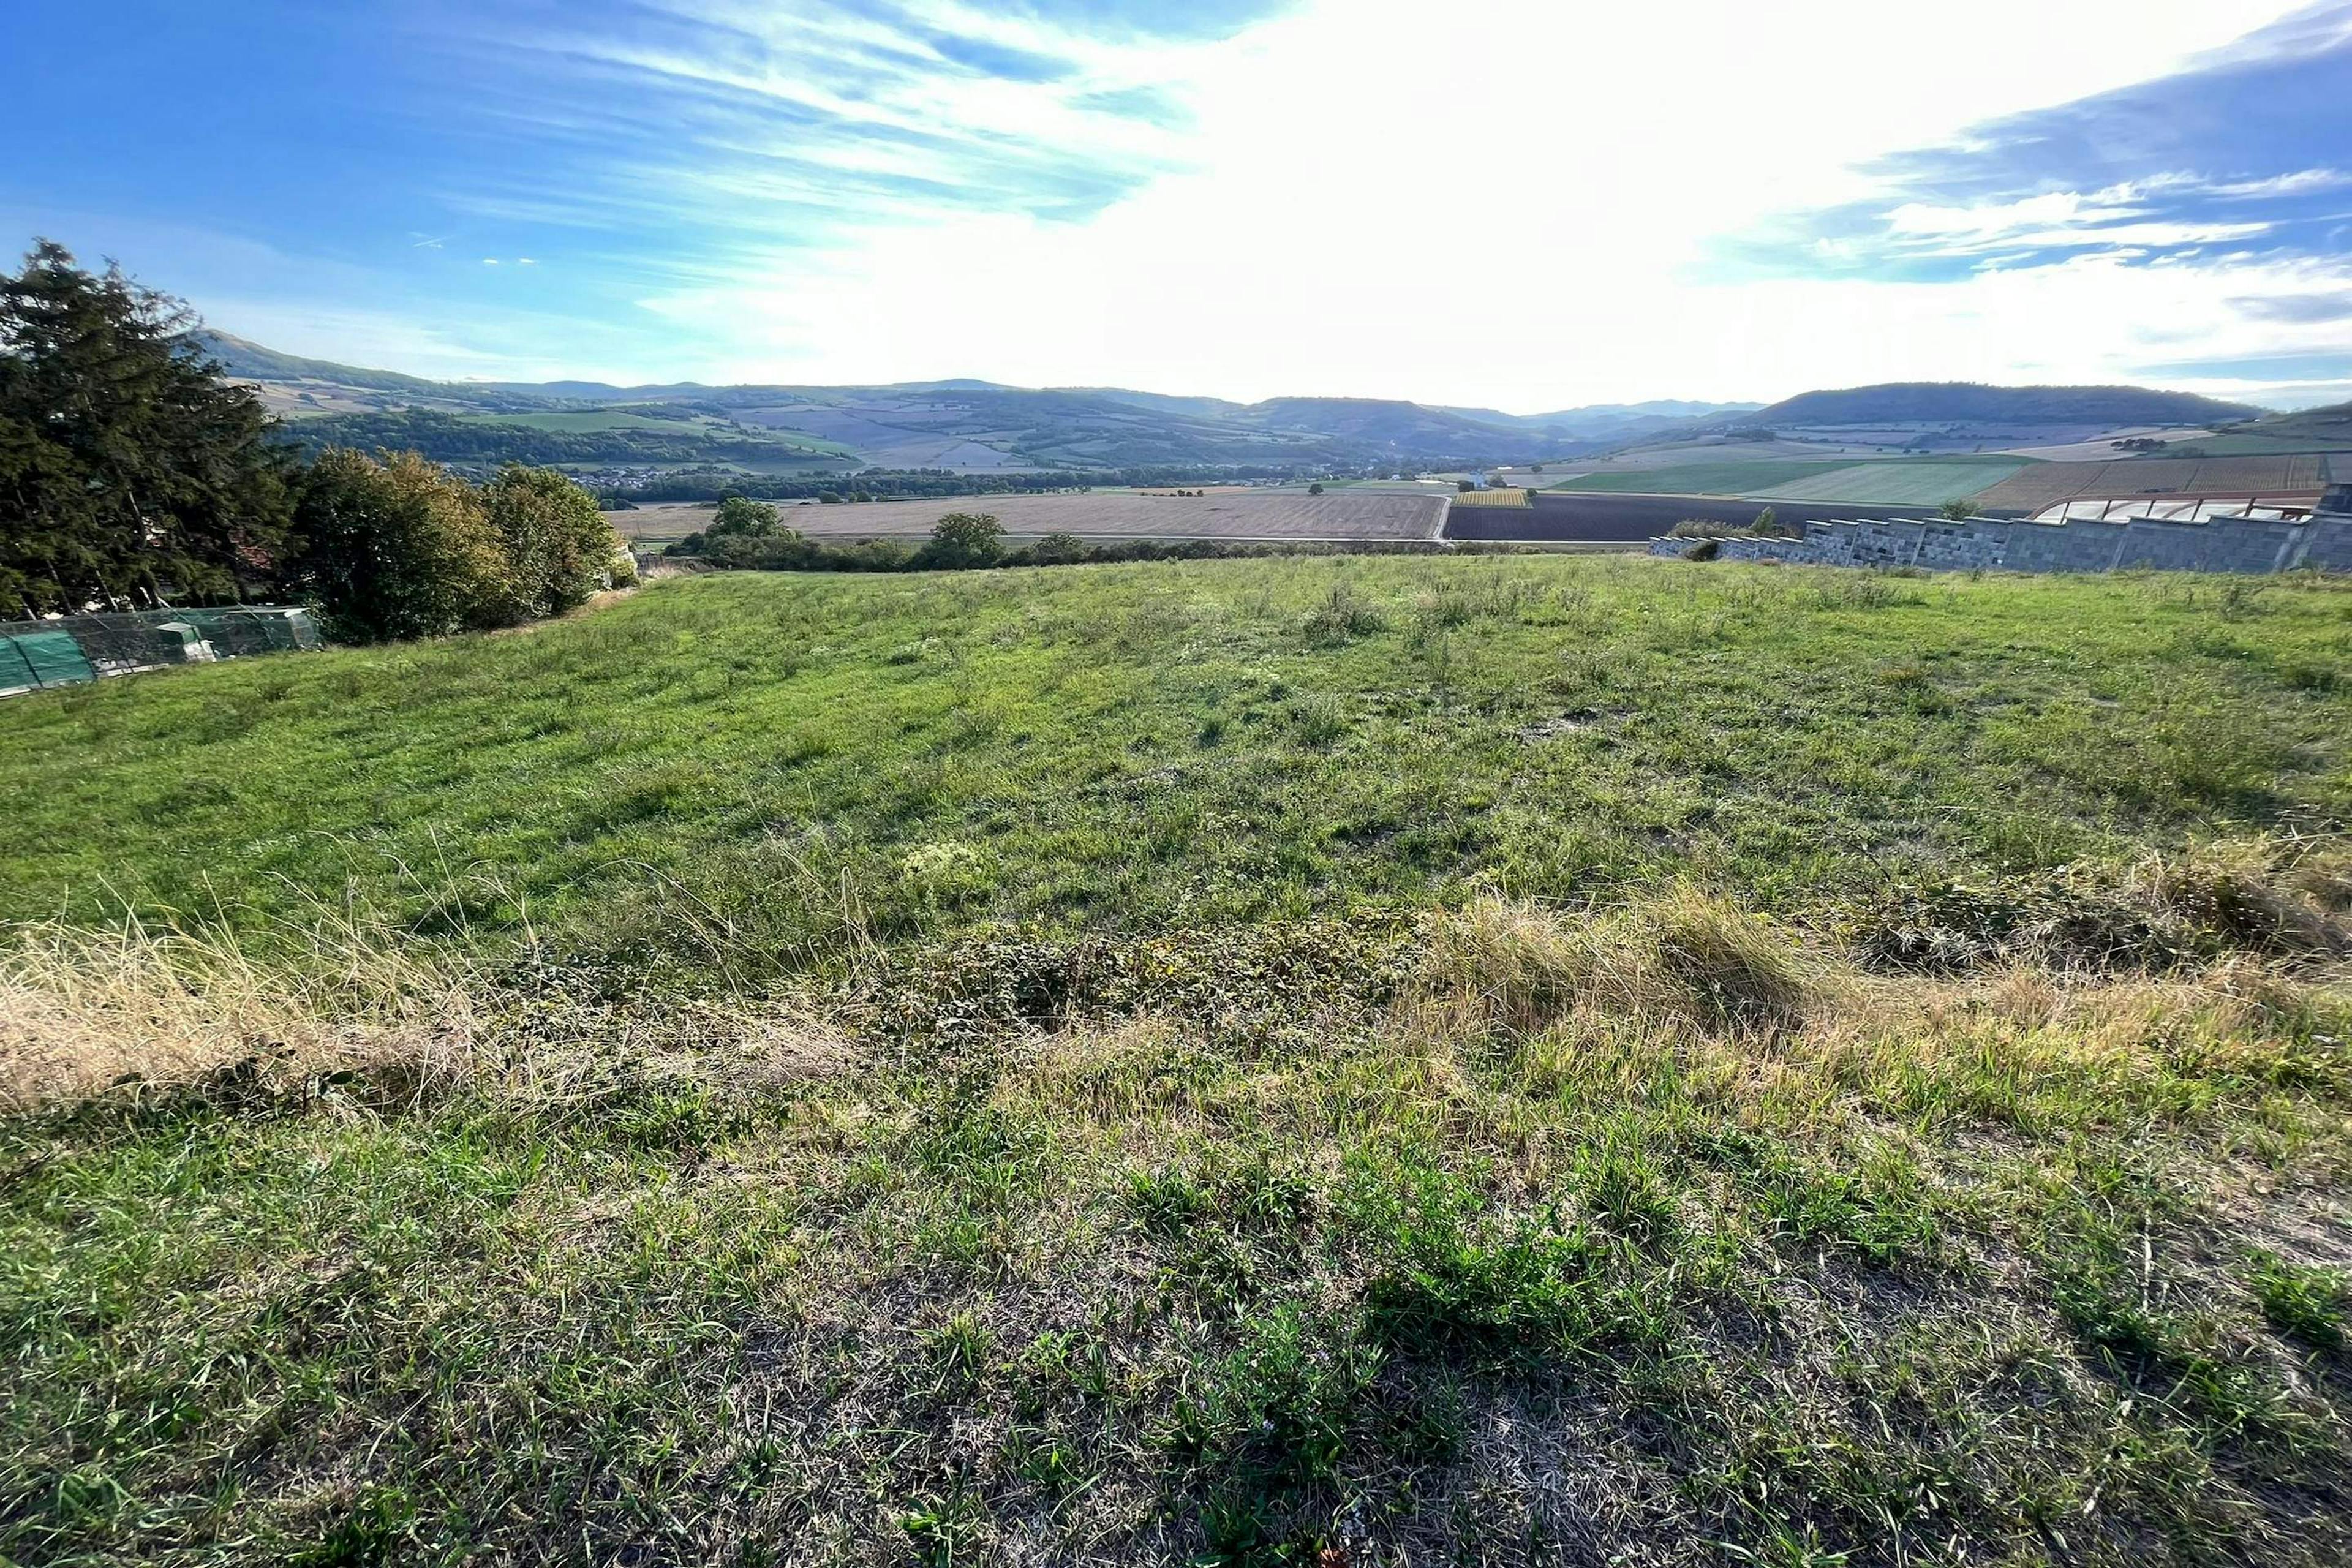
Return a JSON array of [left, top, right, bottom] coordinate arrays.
[[1553, 459, 1856, 494], [7, 557, 2352, 1566], [1747, 458, 2032, 505]]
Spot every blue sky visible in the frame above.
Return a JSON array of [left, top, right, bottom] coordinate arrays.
[[7, 1, 2350, 408]]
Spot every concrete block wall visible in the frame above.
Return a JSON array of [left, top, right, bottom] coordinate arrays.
[[2294, 516, 2352, 571], [1646, 506, 2352, 577]]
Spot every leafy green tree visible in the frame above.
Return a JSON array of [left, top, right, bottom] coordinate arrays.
[[707, 496, 788, 539], [1939, 499, 1981, 521], [481, 464, 624, 619], [290, 450, 516, 641], [924, 511, 1005, 566], [0, 239, 292, 617], [1308, 482, 1325, 496]]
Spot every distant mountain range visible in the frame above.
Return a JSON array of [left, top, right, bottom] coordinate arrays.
[[190, 333, 2299, 481], [194, 331, 1765, 475]]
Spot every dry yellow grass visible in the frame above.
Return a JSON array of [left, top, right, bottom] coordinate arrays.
[[0, 913, 473, 1111]]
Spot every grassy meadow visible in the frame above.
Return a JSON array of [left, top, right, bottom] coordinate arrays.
[[6, 554, 2352, 1565]]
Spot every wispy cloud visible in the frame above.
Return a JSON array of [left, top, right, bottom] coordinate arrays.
[[15, 0, 2349, 405]]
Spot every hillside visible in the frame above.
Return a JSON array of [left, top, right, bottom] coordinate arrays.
[[190, 330, 559, 417], [192, 331, 2309, 491], [7, 558, 2352, 1565], [2179, 401, 2352, 457], [1439, 398, 1765, 440], [1235, 396, 1523, 446], [195, 335, 1601, 477], [1747, 381, 2261, 429]]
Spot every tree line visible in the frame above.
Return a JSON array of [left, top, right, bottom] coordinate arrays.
[[668, 497, 1444, 574], [0, 241, 627, 639]]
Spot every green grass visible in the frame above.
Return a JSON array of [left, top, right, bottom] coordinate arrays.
[[3, 558, 2344, 958], [1553, 459, 1856, 494], [7, 556, 2352, 1565]]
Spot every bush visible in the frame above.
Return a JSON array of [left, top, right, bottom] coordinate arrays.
[[1026, 532, 1090, 565], [290, 453, 618, 641], [292, 450, 518, 642], [919, 512, 1005, 567], [707, 496, 790, 540], [481, 464, 627, 620]]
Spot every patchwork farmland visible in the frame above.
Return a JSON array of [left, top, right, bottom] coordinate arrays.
[[612, 488, 1450, 545]]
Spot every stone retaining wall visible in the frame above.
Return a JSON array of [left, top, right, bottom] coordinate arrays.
[[1649, 510, 2352, 575]]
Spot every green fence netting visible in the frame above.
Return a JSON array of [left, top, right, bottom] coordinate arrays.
[[0, 606, 321, 692]]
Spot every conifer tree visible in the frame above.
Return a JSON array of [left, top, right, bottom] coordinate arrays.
[[0, 240, 292, 617]]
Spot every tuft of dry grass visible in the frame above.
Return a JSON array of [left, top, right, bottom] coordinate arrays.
[[2133, 834, 2352, 959], [0, 910, 863, 1114], [1411, 884, 1815, 1040], [0, 913, 474, 1112]]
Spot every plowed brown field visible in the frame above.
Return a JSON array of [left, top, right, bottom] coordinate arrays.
[[1973, 454, 2329, 511]]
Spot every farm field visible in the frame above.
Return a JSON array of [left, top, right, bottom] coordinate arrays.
[[7, 559, 2352, 1565], [1998, 426, 2219, 461], [1559, 438, 1891, 473], [1975, 454, 2334, 513], [2184, 434, 2352, 458], [1552, 459, 1858, 494], [1442, 492, 1954, 541], [612, 488, 1448, 545], [1748, 458, 2031, 505]]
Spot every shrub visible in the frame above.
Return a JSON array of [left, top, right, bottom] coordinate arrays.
[[481, 464, 627, 620], [1026, 532, 1090, 566], [292, 449, 518, 641], [922, 512, 1006, 567], [1302, 583, 1387, 644], [707, 496, 788, 540]]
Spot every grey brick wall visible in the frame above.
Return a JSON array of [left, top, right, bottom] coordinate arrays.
[[1645, 502, 2352, 578]]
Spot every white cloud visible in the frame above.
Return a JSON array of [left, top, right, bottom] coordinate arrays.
[[138, 0, 2338, 401], [608, 0, 2327, 404]]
